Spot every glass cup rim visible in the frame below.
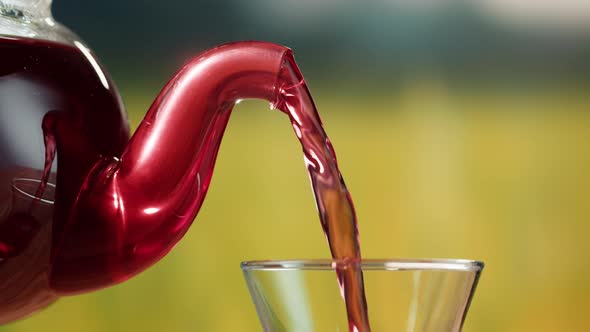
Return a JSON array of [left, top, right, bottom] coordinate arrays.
[[241, 258, 484, 272]]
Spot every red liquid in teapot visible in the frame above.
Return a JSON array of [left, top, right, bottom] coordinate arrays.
[[0, 36, 128, 323], [0, 37, 370, 330]]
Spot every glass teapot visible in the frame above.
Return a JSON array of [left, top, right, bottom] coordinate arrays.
[[0, 0, 311, 323]]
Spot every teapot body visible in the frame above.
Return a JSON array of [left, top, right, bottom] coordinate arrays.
[[0, 0, 129, 322]]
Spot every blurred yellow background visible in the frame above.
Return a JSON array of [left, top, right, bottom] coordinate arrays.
[[3, 0, 590, 331]]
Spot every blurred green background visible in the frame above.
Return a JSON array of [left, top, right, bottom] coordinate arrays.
[[4, 0, 590, 331]]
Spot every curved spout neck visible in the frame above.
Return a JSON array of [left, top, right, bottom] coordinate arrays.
[[50, 41, 303, 293], [118, 41, 291, 191]]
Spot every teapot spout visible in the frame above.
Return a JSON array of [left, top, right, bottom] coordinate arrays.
[[50, 42, 302, 293]]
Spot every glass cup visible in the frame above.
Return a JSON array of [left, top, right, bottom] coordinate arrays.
[[242, 259, 483, 332]]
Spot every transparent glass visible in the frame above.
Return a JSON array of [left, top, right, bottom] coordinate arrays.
[[242, 259, 483, 332], [0, 0, 76, 43]]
